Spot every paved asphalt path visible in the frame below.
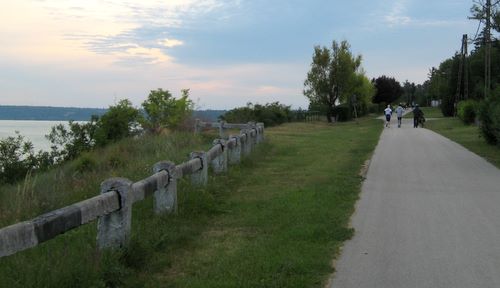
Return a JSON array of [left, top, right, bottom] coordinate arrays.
[[330, 117, 500, 288]]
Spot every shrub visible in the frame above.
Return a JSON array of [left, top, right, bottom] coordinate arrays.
[[457, 100, 477, 124], [332, 104, 352, 122], [73, 153, 97, 173], [0, 134, 34, 184], [94, 99, 142, 147], [141, 88, 194, 133], [478, 90, 500, 145], [0, 133, 53, 184], [367, 103, 379, 114], [220, 102, 291, 127], [46, 116, 99, 162]]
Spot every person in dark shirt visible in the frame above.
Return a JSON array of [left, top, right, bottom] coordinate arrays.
[[413, 104, 424, 128]]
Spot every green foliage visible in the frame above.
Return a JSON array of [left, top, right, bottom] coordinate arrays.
[[372, 75, 403, 104], [441, 55, 461, 117], [0, 91, 193, 188], [478, 89, 500, 145], [0, 133, 37, 184], [0, 133, 53, 184], [332, 104, 352, 122], [220, 102, 291, 127], [425, 42, 500, 117], [350, 73, 376, 117], [47, 116, 99, 161], [457, 100, 478, 124], [304, 40, 364, 122], [73, 153, 97, 173], [367, 103, 379, 114], [94, 99, 142, 147], [141, 88, 194, 133]]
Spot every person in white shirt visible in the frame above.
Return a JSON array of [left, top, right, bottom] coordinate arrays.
[[396, 104, 404, 128], [384, 105, 392, 127]]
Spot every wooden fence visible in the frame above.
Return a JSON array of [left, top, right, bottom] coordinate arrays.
[[290, 110, 322, 122], [0, 123, 265, 258], [194, 119, 264, 138]]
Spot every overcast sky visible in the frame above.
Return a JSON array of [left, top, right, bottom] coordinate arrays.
[[0, 0, 479, 109]]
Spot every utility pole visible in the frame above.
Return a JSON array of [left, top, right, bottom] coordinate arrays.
[[485, 0, 491, 99], [464, 35, 469, 101], [455, 34, 469, 103], [469, 0, 499, 99]]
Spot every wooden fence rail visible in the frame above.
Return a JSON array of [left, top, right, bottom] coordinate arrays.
[[0, 123, 265, 258], [193, 119, 264, 138]]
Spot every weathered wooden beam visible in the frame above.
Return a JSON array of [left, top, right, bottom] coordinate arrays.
[[0, 191, 119, 257]]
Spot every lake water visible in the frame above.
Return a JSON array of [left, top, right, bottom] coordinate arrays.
[[0, 120, 71, 152]]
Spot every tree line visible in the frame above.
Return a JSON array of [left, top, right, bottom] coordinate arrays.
[[302, 40, 413, 122], [302, 1, 500, 146], [424, 1, 499, 144]]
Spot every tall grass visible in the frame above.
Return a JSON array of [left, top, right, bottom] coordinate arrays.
[[0, 119, 383, 287]]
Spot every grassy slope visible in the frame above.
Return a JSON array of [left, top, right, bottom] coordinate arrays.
[[0, 119, 383, 287], [425, 117, 500, 169], [150, 119, 383, 287]]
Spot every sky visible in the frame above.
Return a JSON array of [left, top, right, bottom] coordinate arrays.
[[0, 0, 480, 110]]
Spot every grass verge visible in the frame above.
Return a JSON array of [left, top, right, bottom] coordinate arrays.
[[426, 117, 500, 168], [0, 119, 382, 287]]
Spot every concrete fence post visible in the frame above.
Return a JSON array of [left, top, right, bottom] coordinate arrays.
[[256, 126, 262, 143], [218, 121, 225, 138], [240, 129, 252, 156], [194, 119, 201, 134], [153, 161, 177, 214], [250, 129, 257, 145], [211, 139, 227, 173], [257, 123, 265, 142], [97, 177, 133, 250], [228, 135, 241, 164], [190, 151, 208, 186], [239, 130, 248, 157]]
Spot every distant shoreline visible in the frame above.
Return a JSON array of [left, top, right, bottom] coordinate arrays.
[[0, 105, 107, 121], [0, 105, 226, 121]]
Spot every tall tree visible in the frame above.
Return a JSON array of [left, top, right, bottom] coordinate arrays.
[[371, 76, 403, 105], [304, 40, 362, 122], [141, 88, 193, 133], [402, 80, 417, 105], [95, 99, 142, 146]]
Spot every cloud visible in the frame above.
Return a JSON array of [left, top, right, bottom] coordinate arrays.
[[118, 45, 172, 64], [384, 0, 411, 26], [0, 1, 240, 66], [159, 38, 184, 48], [382, 0, 461, 28]]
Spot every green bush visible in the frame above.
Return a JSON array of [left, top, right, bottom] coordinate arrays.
[[73, 153, 97, 173], [220, 102, 291, 127], [478, 91, 500, 145], [332, 104, 352, 122], [141, 88, 194, 133], [457, 100, 477, 124], [0, 133, 50, 184], [367, 103, 379, 114], [95, 99, 142, 147], [46, 117, 99, 162]]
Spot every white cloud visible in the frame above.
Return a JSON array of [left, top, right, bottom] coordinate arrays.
[[383, 0, 462, 28], [120, 46, 172, 64], [0, 1, 239, 66], [384, 0, 411, 26], [158, 38, 184, 48]]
